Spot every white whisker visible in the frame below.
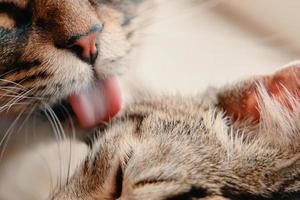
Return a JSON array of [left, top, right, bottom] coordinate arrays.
[[0, 79, 25, 89], [0, 108, 26, 162]]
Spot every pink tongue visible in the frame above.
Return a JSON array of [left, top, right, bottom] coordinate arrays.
[[68, 77, 122, 129]]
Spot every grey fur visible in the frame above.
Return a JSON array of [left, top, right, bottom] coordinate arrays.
[[52, 77, 300, 199]]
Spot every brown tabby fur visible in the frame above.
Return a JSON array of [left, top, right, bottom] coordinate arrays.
[[2, 64, 300, 200], [50, 66, 300, 199], [0, 0, 144, 113], [0, 1, 299, 200]]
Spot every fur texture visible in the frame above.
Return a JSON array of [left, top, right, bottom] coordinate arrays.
[[1, 65, 300, 200], [0, 0, 147, 113], [0, 1, 299, 199]]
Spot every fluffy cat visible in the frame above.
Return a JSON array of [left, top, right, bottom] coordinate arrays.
[[1, 64, 300, 200], [0, 0, 150, 128], [1, 0, 300, 200]]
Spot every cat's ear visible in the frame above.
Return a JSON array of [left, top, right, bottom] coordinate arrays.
[[218, 64, 300, 122]]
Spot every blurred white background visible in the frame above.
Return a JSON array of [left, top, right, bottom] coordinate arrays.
[[134, 0, 300, 94]]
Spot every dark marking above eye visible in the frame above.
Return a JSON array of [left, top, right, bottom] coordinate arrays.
[[0, 2, 32, 27], [221, 186, 300, 200], [133, 178, 176, 189], [4, 60, 41, 73], [165, 186, 208, 200], [113, 164, 123, 199], [35, 18, 48, 29], [1, 71, 50, 87]]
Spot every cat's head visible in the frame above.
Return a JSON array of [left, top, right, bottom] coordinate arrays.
[[51, 65, 300, 200], [1, 65, 300, 199], [0, 0, 147, 127]]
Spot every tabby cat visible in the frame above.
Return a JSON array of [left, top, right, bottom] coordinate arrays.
[[0, 0, 150, 128], [0, 65, 300, 199], [0, 0, 300, 200]]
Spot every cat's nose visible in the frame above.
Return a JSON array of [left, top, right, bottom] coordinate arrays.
[[69, 30, 100, 65]]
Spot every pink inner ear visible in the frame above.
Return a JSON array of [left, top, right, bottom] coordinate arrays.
[[222, 66, 300, 122]]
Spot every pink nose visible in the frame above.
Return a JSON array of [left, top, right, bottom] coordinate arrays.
[[72, 32, 98, 65]]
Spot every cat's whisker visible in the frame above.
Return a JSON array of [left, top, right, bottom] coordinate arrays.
[[3, 88, 36, 112], [43, 106, 61, 141], [0, 68, 19, 79], [0, 108, 26, 162], [43, 104, 68, 189], [0, 86, 22, 92], [44, 104, 66, 140], [35, 152, 55, 200], [0, 78, 25, 89], [16, 103, 37, 134], [0, 93, 41, 100], [46, 105, 69, 189], [0, 94, 34, 112], [59, 104, 77, 185], [43, 108, 63, 189], [0, 103, 31, 113], [0, 86, 27, 99]]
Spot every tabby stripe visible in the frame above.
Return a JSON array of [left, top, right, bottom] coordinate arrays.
[[113, 165, 123, 198], [32, 85, 47, 93], [165, 186, 208, 200], [4, 60, 41, 74], [277, 172, 300, 193], [2, 71, 50, 87], [221, 186, 300, 200]]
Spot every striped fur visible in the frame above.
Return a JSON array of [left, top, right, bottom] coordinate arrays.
[[0, 0, 147, 113], [52, 65, 300, 199], [0, 1, 299, 199], [1, 65, 299, 200]]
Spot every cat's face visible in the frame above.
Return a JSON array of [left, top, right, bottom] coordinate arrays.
[[52, 66, 300, 200], [0, 0, 141, 127]]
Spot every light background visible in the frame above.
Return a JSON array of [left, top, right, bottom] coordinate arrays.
[[134, 0, 300, 94]]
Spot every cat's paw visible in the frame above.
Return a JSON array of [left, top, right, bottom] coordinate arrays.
[[219, 64, 300, 122]]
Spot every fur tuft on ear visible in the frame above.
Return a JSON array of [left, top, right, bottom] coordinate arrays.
[[218, 65, 300, 123], [218, 64, 300, 149]]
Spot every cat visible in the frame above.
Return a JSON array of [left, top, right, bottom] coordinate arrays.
[[0, 64, 300, 199], [1, 0, 300, 199], [0, 0, 150, 128]]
